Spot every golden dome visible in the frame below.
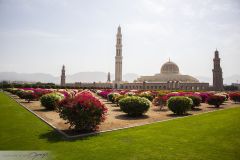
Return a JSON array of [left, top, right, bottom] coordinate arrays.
[[161, 61, 179, 74]]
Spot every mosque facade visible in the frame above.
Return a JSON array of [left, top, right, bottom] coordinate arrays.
[[62, 26, 225, 91]]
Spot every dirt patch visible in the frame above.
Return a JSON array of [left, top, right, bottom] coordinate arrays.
[[8, 93, 239, 136]]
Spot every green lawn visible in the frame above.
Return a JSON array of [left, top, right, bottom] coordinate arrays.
[[0, 92, 239, 160]]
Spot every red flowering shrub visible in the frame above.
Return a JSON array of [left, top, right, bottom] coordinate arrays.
[[58, 91, 108, 131], [229, 92, 240, 103], [198, 93, 211, 103], [153, 93, 168, 110], [206, 95, 225, 108]]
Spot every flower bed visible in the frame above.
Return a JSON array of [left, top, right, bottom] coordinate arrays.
[[5, 88, 239, 137]]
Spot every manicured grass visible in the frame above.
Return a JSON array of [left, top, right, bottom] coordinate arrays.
[[0, 92, 239, 160]]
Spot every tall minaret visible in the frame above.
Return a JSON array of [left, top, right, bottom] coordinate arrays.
[[61, 65, 66, 86], [115, 25, 123, 83], [212, 49, 223, 91], [107, 72, 111, 82]]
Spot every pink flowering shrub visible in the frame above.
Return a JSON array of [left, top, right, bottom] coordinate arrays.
[[98, 90, 113, 99], [34, 88, 52, 99], [58, 90, 108, 131]]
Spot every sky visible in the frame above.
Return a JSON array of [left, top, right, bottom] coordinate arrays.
[[0, 0, 240, 78]]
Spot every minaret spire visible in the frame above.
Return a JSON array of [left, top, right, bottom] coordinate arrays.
[[115, 25, 123, 85], [107, 72, 111, 82], [61, 65, 66, 86], [212, 50, 223, 91]]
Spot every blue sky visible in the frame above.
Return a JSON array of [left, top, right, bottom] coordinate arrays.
[[0, 0, 239, 78]]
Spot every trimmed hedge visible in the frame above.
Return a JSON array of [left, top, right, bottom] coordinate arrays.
[[119, 96, 151, 116], [167, 96, 193, 115], [188, 95, 202, 109], [23, 91, 37, 102], [138, 92, 154, 101], [115, 95, 127, 106], [40, 92, 64, 110], [107, 92, 120, 103]]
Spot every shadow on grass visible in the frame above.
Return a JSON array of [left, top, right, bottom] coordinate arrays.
[[39, 130, 99, 142], [115, 114, 149, 120], [39, 130, 64, 142]]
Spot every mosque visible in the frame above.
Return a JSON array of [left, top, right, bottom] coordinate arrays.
[[61, 26, 224, 91], [136, 60, 199, 83]]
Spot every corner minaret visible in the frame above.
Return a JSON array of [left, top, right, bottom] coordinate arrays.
[[61, 65, 66, 86], [212, 49, 223, 91], [115, 25, 123, 83], [107, 72, 111, 82]]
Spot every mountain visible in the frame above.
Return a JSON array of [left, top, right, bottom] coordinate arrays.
[[196, 75, 240, 85], [123, 73, 140, 82], [67, 72, 108, 83], [0, 72, 238, 85], [224, 75, 240, 85], [0, 72, 140, 84], [195, 76, 211, 84], [0, 72, 57, 83]]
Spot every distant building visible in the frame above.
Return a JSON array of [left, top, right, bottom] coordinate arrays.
[[232, 83, 240, 90], [60, 65, 66, 86], [212, 49, 224, 91]]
